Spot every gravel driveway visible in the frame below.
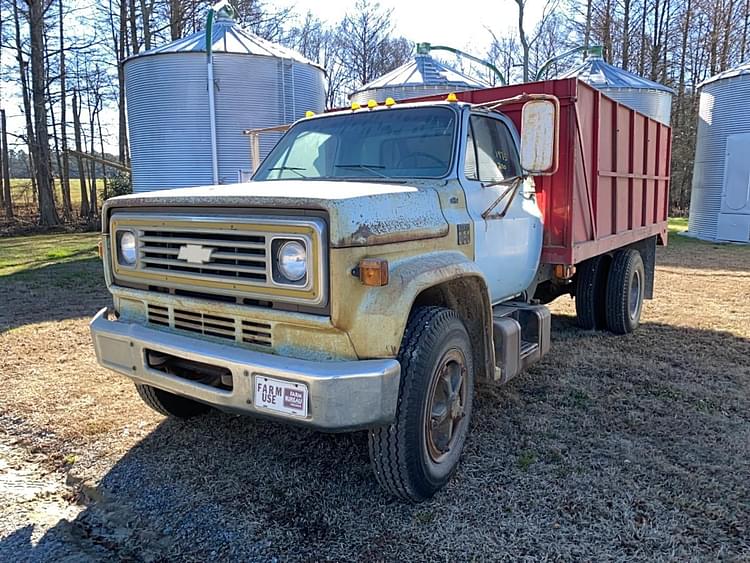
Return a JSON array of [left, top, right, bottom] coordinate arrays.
[[0, 234, 748, 562]]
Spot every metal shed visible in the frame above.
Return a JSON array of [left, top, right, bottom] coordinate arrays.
[[349, 53, 488, 105], [559, 54, 674, 126], [687, 61, 750, 243], [124, 13, 325, 193]]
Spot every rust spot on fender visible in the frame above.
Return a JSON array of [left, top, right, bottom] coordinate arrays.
[[351, 223, 375, 244]]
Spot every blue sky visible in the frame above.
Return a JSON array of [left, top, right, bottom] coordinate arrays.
[[273, 0, 545, 55]]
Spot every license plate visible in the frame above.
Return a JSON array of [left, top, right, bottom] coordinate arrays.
[[253, 375, 308, 417]]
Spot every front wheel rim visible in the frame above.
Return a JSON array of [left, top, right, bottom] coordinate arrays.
[[424, 348, 469, 464]]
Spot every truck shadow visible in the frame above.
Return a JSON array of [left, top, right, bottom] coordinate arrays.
[[3, 315, 749, 561], [0, 257, 109, 334]]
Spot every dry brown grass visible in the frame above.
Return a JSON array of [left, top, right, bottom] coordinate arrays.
[[0, 231, 748, 561]]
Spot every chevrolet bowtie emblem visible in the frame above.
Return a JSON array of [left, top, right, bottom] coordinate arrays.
[[177, 244, 215, 265]]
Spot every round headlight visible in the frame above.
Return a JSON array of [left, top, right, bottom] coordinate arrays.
[[118, 231, 137, 266], [277, 240, 307, 282]]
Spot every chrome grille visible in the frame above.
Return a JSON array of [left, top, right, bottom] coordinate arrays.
[[140, 229, 268, 284], [241, 320, 273, 347], [147, 304, 273, 348], [110, 214, 327, 307]]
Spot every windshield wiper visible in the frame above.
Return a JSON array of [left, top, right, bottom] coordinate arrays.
[[267, 166, 308, 179], [481, 174, 523, 189], [481, 176, 525, 219], [334, 163, 390, 179]]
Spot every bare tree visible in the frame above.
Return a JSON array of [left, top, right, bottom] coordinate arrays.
[[338, 1, 410, 87], [26, 0, 59, 225], [513, 0, 560, 81], [11, 0, 38, 200], [1, 109, 13, 219], [72, 86, 89, 217], [58, 0, 72, 219]]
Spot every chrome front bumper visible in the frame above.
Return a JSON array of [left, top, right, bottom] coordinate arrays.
[[90, 308, 401, 431]]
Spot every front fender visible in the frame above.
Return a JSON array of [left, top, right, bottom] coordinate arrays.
[[343, 251, 492, 360]]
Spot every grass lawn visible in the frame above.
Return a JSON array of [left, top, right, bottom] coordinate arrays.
[[0, 232, 99, 276], [9, 178, 106, 210], [668, 216, 688, 233]]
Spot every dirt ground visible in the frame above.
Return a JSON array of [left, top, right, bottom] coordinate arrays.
[[0, 232, 748, 562]]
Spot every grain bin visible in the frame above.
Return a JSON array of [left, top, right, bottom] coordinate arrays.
[[349, 49, 488, 105], [558, 50, 673, 125], [687, 61, 750, 243], [123, 9, 325, 193]]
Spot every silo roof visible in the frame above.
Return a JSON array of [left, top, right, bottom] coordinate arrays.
[[559, 56, 675, 94], [126, 17, 322, 70], [699, 60, 750, 88], [350, 54, 489, 96]]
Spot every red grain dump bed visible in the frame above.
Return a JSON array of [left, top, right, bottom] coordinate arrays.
[[416, 78, 671, 266]]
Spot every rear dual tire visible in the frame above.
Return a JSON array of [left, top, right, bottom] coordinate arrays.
[[575, 255, 609, 330], [575, 249, 645, 334], [605, 249, 645, 334]]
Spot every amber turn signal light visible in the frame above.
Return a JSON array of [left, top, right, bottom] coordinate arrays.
[[358, 258, 389, 286], [553, 264, 576, 280]]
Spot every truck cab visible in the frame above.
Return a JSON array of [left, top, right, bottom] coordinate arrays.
[[92, 87, 659, 501]]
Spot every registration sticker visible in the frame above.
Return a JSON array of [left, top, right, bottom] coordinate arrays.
[[253, 375, 308, 417]]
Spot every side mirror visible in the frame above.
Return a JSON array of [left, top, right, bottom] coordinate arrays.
[[520, 98, 559, 176]]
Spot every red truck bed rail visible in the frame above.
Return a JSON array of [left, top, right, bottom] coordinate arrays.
[[414, 78, 671, 266]]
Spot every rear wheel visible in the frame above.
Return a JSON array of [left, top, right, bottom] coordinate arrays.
[[135, 384, 212, 418], [575, 255, 610, 330], [605, 249, 645, 334], [368, 307, 474, 502]]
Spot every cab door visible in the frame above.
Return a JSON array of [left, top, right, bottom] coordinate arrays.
[[458, 110, 543, 303]]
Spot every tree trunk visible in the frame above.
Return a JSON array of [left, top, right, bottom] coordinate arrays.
[[603, 0, 613, 61], [45, 38, 62, 212], [128, 0, 139, 54], [622, 0, 631, 69], [72, 88, 90, 218], [97, 111, 108, 200], [139, 0, 153, 50], [583, 0, 592, 54], [718, 0, 736, 72], [28, 0, 59, 226], [515, 0, 530, 82], [88, 116, 98, 215], [59, 0, 72, 220], [118, 0, 129, 163], [48, 83, 64, 211], [13, 0, 38, 201], [639, 0, 647, 75], [1, 109, 13, 219], [169, 0, 183, 40], [742, 0, 750, 61], [676, 0, 692, 112]]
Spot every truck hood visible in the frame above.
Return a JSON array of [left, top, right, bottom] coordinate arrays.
[[104, 180, 450, 247]]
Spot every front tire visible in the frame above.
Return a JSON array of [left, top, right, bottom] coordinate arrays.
[[135, 384, 212, 418], [368, 307, 474, 502], [605, 249, 645, 334]]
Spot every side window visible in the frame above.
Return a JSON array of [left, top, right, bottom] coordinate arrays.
[[464, 125, 478, 180], [469, 116, 521, 182]]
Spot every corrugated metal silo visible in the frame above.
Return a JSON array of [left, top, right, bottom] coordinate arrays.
[[559, 54, 674, 125], [349, 53, 488, 105], [124, 13, 325, 192], [687, 61, 750, 243]]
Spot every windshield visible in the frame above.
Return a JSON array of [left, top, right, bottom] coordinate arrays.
[[253, 107, 457, 181]]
